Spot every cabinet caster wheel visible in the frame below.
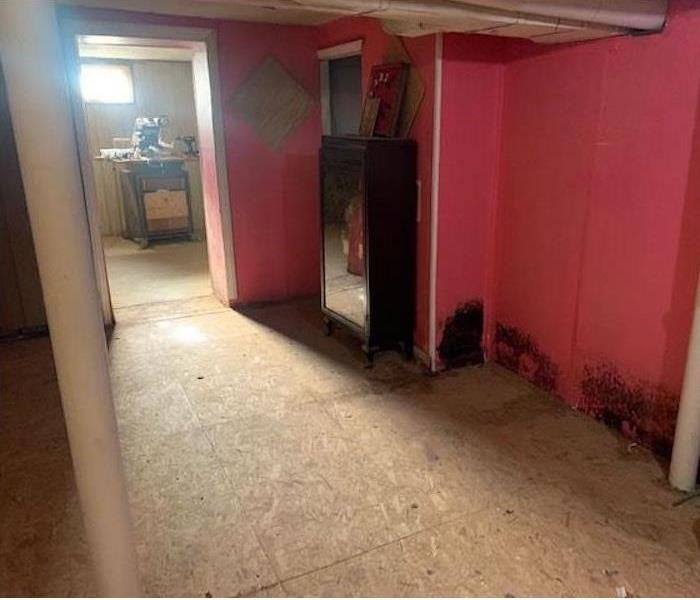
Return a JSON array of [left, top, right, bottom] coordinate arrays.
[[322, 318, 333, 336]]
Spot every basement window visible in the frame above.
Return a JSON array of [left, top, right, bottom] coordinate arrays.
[[80, 63, 134, 104]]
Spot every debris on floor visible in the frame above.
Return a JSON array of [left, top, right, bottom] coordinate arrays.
[[2, 298, 700, 596]]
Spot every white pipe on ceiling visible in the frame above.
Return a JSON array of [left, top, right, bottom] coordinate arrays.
[[191, 0, 667, 35], [452, 0, 668, 30]]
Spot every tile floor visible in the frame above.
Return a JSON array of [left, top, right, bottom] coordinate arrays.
[[103, 237, 212, 308], [2, 296, 700, 596]]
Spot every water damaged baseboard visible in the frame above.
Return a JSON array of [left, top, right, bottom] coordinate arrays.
[[438, 299, 485, 369]]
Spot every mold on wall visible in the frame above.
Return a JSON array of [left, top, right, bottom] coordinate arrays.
[[435, 34, 504, 366], [59, 2, 700, 458], [494, 322, 558, 392], [437, 299, 484, 368], [485, 1, 700, 453], [579, 363, 679, 456]]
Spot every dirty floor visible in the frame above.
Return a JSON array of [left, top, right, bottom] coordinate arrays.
[[103, 236, 211, 308], [1, 296, 700, 596]]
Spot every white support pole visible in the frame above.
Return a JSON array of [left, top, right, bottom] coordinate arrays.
[[0, 1, 141, 595], [670, 273, 700, 491], [428, 32, 443, 373]]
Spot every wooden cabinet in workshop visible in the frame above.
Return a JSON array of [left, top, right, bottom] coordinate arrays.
[[116, 160, 194, 248], [95, 157, 205, 241], [319, 135, 417, 361], [143, 189, 189, 233]]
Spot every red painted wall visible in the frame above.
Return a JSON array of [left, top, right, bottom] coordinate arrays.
[[61, 6, 434, 352], [436, 34, 505, 366], [318, 18, 435, 353], [489, 1, 700, 452], [434, 2, 700, 452], [61, 4, 700, 452], [492, 42, 606, 394], [59, 6, 322, 305], [216, 22, 321, 303]]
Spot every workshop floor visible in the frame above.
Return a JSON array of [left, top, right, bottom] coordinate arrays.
[[2, 296, 700, 596], [103, 236, 211, 308]]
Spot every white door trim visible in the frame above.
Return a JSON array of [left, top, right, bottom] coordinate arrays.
[[58, 18, 238, 313], [317, 39, 363, 60], [428, 33, 443, 373], [59, 21, 114, 325], [318, 39, 363, 136]]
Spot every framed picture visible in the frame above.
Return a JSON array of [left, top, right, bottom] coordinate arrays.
[[364, 62, 409, 137], [358, 96, 380, 137]]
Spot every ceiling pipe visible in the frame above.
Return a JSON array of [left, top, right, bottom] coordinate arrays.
[[451, 0, 667, 30], [289, 0, 646, 40], [191, 0, 666, 37]]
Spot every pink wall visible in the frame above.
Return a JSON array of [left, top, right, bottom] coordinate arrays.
[[435, 34, 505, 366], [318, 18, 435, 353], [62, 3, 700, 452], [59, 6, 322, 305], [216, 22, 321, 303], [433, 1, 700, 452], [489, 1, 700, 453], [60, 6, 434, 352], [492, 42, 606, 394]]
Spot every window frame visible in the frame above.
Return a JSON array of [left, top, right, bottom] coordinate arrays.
[[79, 60, 135, 105]]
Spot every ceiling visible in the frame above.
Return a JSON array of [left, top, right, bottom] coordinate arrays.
[[58, 0, 668, 44], [59, 0, 339, 25]]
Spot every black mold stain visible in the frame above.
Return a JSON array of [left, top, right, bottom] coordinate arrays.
[[580, 363, 679, 456], [438, 300, 484, 369], [494, 322, 558, 392]]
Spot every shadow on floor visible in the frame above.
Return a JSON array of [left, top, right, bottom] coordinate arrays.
[[0, 336, 96, 596], [236, 299, 700, 566], [236, 296, 426, 382], [3, 297, 700, 596]]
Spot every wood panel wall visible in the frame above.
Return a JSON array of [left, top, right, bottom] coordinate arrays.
[[84, 60, 204, 237], [0, 66, 46, 336]]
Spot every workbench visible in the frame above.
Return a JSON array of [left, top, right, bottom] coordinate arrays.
[[95, 156, 204, 248]]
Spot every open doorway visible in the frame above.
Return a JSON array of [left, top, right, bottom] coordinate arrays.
[[60, 21, 237, 323], [80, 46, 210, 309], [327, 56, 361, 134], [319, 40, 363, 136]]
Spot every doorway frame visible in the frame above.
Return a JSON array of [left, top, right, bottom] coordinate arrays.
[[317, 39, 363, 136], [59, 18, 238, 324]]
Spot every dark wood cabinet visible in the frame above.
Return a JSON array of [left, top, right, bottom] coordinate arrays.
[[320, 135, 416, 361]]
